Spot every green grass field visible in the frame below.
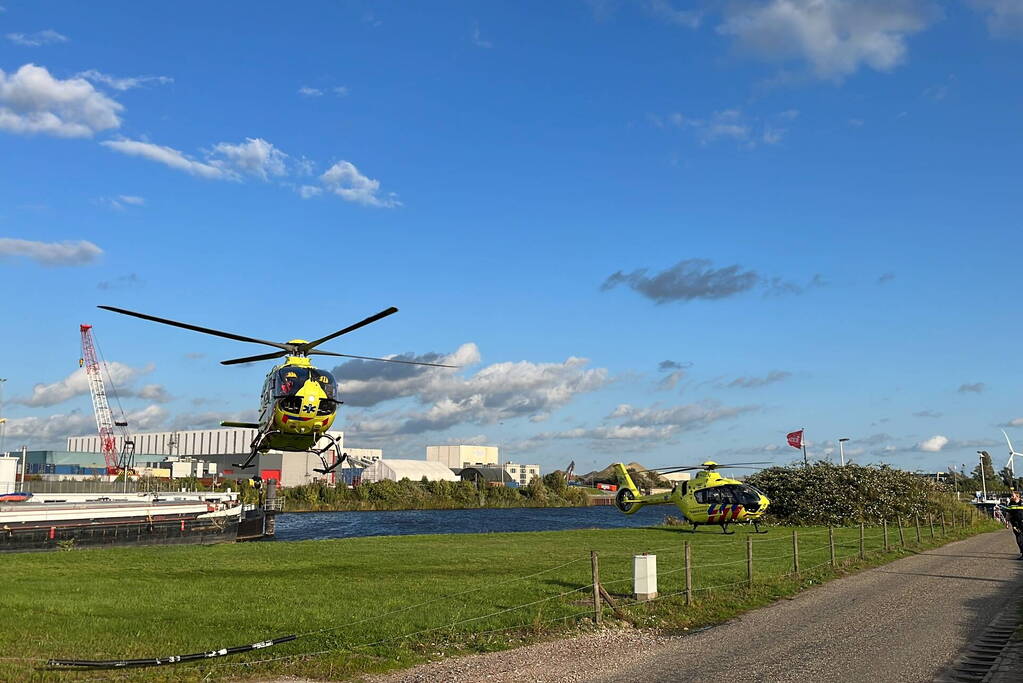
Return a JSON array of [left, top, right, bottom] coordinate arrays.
[[0, 518, 999, 681]]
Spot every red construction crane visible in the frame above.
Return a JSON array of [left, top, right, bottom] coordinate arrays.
[[80, 324, 121, 475]]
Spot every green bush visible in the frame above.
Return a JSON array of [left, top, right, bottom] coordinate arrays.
[[746, 463, 974, 526], [279, 475, 591, 512]]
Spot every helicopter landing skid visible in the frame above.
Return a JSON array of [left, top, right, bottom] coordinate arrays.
[[753, 520, 768, 534], [312, 433, 347, 475], [720, 523, 734, 535], [231, 430, 281, 470]]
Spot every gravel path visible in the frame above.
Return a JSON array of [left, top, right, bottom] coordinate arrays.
[[363, 531, 1023, 683]]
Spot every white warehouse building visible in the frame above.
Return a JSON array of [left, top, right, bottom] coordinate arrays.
[[361, 459, 459, 483], [426, 445, 499, 468]]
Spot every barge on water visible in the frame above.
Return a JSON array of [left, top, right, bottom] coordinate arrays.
[[0, 488, 281, 553]]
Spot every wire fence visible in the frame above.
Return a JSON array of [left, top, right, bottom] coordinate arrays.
[[19, 513, 992, 679]]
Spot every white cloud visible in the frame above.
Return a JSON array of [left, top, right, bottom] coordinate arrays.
[[209, 138, 287, 180], [0, 63, 122, 137], [299, 85, 348, 97], [15, 362, 153, 407], [3, 411, 96, 444], [762, 125, 784, 144], [338, 344, 610, 437], [298, 185, 322, 199], [319, 160, 400, 207], [514, 400, 758, 453], [471, 22, 493, 48], [6, 404, 170, 448], [918, 434, 949, 452], [6, 30, 68, 47], [101, 139, 231, 179], [970, 0, 1023, 38], [103, 137, 289, 182], [136, 384, 173, 403], [648, 0, 702, 28], [717, 0, 938, 80], [0, 238, 102, 266], [97, 273, 143, 290], [701, 109, 751, 142], [98, 194, 145, 211], [76, 69, 173, 91], [666, 108, 795, 146]]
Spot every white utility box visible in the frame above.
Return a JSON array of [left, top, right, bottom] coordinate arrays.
[[633, 553, 658, 601]]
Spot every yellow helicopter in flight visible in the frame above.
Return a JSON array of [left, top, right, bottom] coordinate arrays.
[[98, 305, 455, 474], [612, 461, 771, 534]]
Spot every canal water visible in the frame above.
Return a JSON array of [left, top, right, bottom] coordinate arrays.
[[275, 504, 672, 541]]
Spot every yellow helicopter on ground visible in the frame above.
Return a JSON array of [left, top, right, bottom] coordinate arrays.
[[612, 461, 771, 534], [98, 305, 455, 474]]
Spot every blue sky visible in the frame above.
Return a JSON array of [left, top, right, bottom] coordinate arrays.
[[1, 1, 1021, 476]]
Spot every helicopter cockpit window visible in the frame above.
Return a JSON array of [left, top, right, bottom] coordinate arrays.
[[275, 367, 309, 397], [312, 369, 337, 400], [695, 484, 762, 508]]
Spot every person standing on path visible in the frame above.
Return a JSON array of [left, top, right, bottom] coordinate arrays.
[[1000, 491, 1023, 559]]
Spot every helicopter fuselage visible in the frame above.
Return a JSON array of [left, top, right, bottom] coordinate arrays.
[[256, 355, 339, 452]]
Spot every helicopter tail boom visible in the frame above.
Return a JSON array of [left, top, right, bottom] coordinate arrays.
[[221, 421, 261, 429]]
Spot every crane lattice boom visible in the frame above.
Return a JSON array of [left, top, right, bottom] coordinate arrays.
[[80, 324, 119, 474]]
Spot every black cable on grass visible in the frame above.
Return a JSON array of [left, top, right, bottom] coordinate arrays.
[[46, 634, 296, 669]]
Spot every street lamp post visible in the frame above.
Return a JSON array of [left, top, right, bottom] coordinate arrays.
[[0, 378, 7, 456], [838, 438, 850, 466]]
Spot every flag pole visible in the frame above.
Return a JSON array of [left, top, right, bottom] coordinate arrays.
[[802, 428, 808, 467]]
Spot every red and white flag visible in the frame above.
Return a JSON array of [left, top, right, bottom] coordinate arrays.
[[786, 429, 804, 449]]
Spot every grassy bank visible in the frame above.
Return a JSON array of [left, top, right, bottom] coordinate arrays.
[[0, 517, 1000, 681]]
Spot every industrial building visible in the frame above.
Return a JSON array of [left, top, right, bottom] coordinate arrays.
[[361, 459, 459, 483], [425, 445, 540, 486], [68, 428, 269, 458], [426, 445, 499, 469], [345, 448, 383, 464], [66, 427, 346, 487], [503, 462, 541, 487]]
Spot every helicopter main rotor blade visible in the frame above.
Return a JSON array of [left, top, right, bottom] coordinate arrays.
[[221, 351, 289, 366], [631, 461, 774, 475], [299, 307, 399, 353], [99, 306, 291, 351], [310, 350, 458, 368]]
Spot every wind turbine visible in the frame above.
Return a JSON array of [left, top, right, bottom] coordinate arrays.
[[1002, 430, 1022, 481]]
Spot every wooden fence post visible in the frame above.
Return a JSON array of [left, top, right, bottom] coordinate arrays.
[[859, 522, 865, 559], [940, 511, 946, 536], [792, 529, 800, 575], [883, 519, 889, 551], [684, 541, 693, 606], [591, 550, 602, 625], [746, 534, 754, 586], [829, 527, 836, 566], [928, 514, 935, 539], [914, 514, 921, 544], [897, 516, 905, 548]]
